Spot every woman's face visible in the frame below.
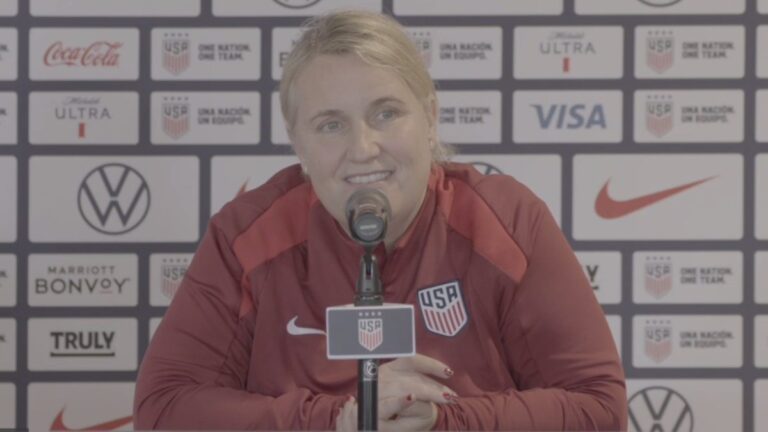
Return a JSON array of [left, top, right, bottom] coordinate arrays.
[[289, 54, 436, 247]]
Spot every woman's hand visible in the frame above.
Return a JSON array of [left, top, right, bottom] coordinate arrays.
[[335, 354, 457, 431], [336, 395, 439, 432], [378, 354, 457, 405]]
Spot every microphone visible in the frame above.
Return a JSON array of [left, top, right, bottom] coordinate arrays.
[[345, 188, 390, 247], [345, 188, 389, 431]]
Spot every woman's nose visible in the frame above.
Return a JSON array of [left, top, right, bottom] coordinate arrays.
[[346, 125, 381, 162]]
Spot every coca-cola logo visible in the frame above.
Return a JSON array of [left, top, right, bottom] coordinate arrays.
[[44, 41, 122, 67]]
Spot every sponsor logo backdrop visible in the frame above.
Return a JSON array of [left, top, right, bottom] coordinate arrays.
[[0, 0, 766, 430]]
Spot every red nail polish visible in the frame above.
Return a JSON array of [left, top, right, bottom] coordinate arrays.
[[406, 394, 413, 402], [443, 392, 453, 401], [444, 367, 454, 377]]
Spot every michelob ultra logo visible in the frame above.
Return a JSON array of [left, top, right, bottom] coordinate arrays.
[[514, 26, 623, 79], [29, 92, 139, 145]]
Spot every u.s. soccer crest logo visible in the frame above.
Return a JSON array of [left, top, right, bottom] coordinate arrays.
[[418, 281, 468, 337], [161, 258, 188, 300], [358, 316, 383, 352], [645, 96, 674, 138], [645, 256, 673, 299], [162, 97, 190, 140], [644, 320, 673, 363], [646, 31, 674, 74], [408, 31, 433, 68], [162, 32, 191, 76]]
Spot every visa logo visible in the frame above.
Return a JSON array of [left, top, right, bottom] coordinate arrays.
[[531, 104, 606, 129]]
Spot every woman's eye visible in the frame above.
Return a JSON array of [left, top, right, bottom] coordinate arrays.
[[319, 121, 342, 133], [377, 109, 397, 121]]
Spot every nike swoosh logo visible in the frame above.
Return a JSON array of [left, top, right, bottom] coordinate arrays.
[[51, 408, 133, 431], [595, 175, 716, 219], [287, 316, 326, 336]]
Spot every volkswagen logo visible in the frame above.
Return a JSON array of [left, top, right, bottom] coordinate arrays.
[[628, 386, 693, 432], [638, 0, 683, 7], [274, 0, 321, 8], [470, 162, 504, 176], [77, 163, 151, 235]]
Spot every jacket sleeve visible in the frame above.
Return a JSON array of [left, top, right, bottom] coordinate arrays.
[[433, 201, 627, 431], [133, 217, 347, 430]]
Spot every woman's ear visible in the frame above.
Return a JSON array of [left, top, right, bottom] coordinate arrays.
[[427, 95, 438, 148], [291, 142, 310, 176]]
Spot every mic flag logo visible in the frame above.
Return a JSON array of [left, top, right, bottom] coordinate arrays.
[[645, 256, 673, 299], [162, 32, 190, 76], [162, 96, 190, 140], [646, 30, 674, 74], [628, 386, 693, 432], [161, 257, 188, 300], [644, 320, 673, 363], [358, 313, 383, 352], [77, 163, 150, 235], [408, 30, 433, 68], [646, 95, 674, 138], [418, 281, 468, 337]]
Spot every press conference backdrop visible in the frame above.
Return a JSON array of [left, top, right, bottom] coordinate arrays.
[[0, 0, 767, 430]]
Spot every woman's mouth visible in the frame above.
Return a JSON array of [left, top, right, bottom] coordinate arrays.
[[345, 170, 393, 185]]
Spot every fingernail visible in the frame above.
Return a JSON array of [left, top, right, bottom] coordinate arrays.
[[347, 395, 355, 403], [406, 394, 414, 403], [443, 392, 454, 401], [444, 367, 454, 377]]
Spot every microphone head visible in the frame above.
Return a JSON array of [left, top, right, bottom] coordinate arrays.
[[345, 188, 390, 246]]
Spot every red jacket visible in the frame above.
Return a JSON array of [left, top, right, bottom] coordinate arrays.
[[134, 162, 627, 430]]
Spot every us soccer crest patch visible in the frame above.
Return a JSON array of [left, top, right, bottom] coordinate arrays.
[[417, 281, 468, 337]]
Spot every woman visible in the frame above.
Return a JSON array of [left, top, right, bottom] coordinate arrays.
[[134, 10, 627, 431]]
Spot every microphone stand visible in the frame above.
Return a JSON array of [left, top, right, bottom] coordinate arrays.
[[355, 247, 383, 431]]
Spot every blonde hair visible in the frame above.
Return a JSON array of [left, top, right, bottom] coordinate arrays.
[[279, 10, 452, 162]]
